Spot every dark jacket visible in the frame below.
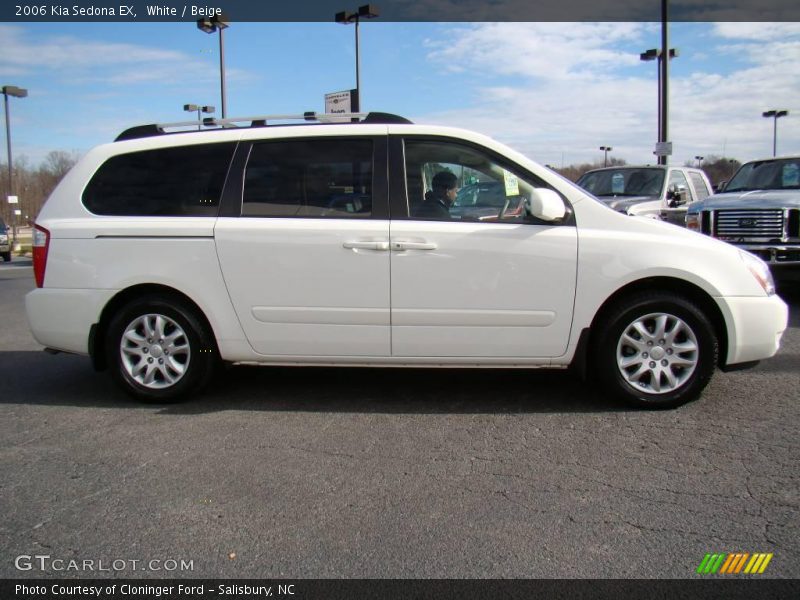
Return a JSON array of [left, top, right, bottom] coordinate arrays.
[[413, 192, 451, 220]]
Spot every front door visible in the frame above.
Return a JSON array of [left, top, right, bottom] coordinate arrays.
[[389, 137, 578, 359]]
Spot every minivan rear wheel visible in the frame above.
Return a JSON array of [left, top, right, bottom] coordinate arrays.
[[594, 292, 718, 409], [106, 295, 217, 402], [2, 251, 10, 262]]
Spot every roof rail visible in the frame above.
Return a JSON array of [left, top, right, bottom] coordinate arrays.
[[114, 111, 413, 142]]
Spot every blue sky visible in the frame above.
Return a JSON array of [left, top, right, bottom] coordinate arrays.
[[1, 21, 799, 169]]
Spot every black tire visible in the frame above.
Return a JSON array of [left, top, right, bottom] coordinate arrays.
[[105, 294, 218, 403], [593, 292, 718, 409], [1, 251, 10, 262]]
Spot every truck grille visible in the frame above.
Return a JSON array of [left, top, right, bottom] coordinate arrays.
[[713, 209, 784, 239]]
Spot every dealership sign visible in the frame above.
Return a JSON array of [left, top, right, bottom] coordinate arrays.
[[325, 89, 358, 114]]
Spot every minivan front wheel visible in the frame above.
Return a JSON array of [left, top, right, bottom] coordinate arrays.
[[595, 293, 718, 409], [106, 295, 217, 402]]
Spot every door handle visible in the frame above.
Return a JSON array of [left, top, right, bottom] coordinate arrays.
[[343, 240, 390, 251], [392, 241, 438, 251]]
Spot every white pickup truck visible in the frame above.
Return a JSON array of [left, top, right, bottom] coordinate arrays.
[[577, 165, 713, 226]]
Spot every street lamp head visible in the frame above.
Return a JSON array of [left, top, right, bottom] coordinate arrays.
[[197, 17, 216, 33], [357, 4, 379, 18], [335, 10, 354, 23], [202, 105, 215, 114], [197, 12, 229, 33], [763, 110, 788, 119], [184, 104, 199, 112], [599, 146, 612, 152], [337, 5, 379, 23], [2, 85, 28, 98], [640, 48, 677, 62], [639, 48, 659, 62], [213, 13, 229, 30]]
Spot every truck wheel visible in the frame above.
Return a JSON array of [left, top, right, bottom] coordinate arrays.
[[105, 295, 218, 403], [594, 292, 718, 409]]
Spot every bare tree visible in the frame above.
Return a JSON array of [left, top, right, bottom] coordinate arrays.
[[555, 157, 628, 182], [1, 151, 80, 225]]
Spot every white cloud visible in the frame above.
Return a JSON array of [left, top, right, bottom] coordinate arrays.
[[420, 22, 800, 167], [426, 23, 646, 81], [0, 24, 253, 88], [713, 22, 800, 41]]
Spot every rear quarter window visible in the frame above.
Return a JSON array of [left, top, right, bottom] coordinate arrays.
[[82, 142, 236, 216], [689, 172, 710, 200]]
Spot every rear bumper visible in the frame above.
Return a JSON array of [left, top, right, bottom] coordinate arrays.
[[25, 288, 117, 355], [717, 294, 789, 366]]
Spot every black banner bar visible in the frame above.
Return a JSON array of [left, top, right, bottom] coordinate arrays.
[[3, 579, 800, 600], [2, 0, 800, 23]]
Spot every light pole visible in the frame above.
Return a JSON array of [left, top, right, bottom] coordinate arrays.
[[335, 4, 379, 112], [694, 155, 704, 168], [762, 110, 788, 157], [599, 146, 612, 167], [640, 46, 678, 166], [197, 14, 229, 118], [2, 85, 27, 246], [184, 104, 215, 130]]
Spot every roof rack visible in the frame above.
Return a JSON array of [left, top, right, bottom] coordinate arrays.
[[115, 111, 412, 142]]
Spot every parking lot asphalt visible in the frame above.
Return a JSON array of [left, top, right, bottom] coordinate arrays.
[[1, 262, 798, 579]]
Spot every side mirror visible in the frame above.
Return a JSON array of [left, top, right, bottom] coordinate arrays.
[[667, 184, 688, 207], [714, 180, 727, 193], [526, 188, 567, 222]]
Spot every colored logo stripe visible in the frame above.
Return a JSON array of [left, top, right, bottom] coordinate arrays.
[[697, 553, 773, 575]]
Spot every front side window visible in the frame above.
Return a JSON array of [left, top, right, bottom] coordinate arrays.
[[403, 139, 547, 222], [82, 142, 236, 216], [668, 170, 690, 191], [242, 139, 373, 218]]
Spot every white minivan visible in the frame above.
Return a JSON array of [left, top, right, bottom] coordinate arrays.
[[26, 112, 788, 408]]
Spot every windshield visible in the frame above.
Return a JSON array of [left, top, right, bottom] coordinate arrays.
[[725, 158, 800, 193], [577, 168, 665, 197]]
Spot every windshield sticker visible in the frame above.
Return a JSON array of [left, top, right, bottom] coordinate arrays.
[[782, 164, 799, 188], [612, 173, 625, 194], [503, 170, 520, 196]]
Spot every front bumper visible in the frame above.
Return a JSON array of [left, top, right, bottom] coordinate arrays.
[[717, 294, 789, 366]]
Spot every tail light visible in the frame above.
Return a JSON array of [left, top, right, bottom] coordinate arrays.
[[32, 224, 50, 288]]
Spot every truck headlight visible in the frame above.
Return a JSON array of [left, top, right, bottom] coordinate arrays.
[[740, 250, 775, 296]]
